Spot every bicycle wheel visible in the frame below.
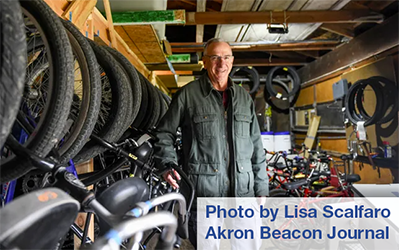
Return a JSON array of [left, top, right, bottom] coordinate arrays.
[[1, 0, 74, 183], [73, 40, 131, 164], [145, 83, 161, 130], [57, 19, 102, 164], [103, 46, 142, 125], [131, 75, 148, 129], [0, 0, 26, 149]]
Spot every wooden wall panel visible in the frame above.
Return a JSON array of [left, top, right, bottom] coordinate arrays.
[[295, 85, 314, 107], [353, 162, 394, 184], [319, 139, 347, 153], [114, 26, 146, 62], [315, 76, 342, 103]]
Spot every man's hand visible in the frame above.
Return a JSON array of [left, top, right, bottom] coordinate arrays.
[[162, 169, 181, 189]]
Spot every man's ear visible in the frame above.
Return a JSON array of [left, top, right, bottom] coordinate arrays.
[[203, 58, 208, 70]]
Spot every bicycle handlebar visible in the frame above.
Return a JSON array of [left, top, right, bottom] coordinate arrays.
[[87, 212, 177, 250], [127, 193, 189, 239]]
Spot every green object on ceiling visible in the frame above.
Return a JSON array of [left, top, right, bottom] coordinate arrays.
[[112, 10, 185, 25], [167, 54, 191, 64]]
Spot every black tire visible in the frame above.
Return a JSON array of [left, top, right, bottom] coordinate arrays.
[[1, 0, 74, 183], [266, 66, 301, 99], [73, 41, 131, 163], [145, 83, 161, 130], [229, 66, 260, 94], [357, 76, 397, 124], [103, 46, 142, 125], [137, 74, 154, 130], [0, 0, 26, 149], [155, 88, 168, 126], [264, 78, 300, 114], [57, 19, 102, 164], [161, 92, 172, 106], [345, 78, 384, 126], [131, 74, 148, 129]]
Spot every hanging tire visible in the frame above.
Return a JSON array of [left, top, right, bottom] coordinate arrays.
[[229, 66, 260, 95], [265, 66, 301, 99], [264, 77, 300, 114], [0, 0, 26, 149], [144, 82, 161, 130], [73, 41, 131, 164], [103, 46, 142, 126], [57, 19, 102, 164], [1, 0, 74, 183], [131, 73, 148, 130]]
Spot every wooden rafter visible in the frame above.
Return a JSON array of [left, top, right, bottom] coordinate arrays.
[[170, 41, 339, 53], [320, 23, 355, 39], [62, 0, 97, 30], [233, 58, 307, 66], [43, 0, 169, 93], [103, 0, 117, 49], [185, 10, 384, 25], [298, 13, 399, 84], [196, 0, 206, 43]]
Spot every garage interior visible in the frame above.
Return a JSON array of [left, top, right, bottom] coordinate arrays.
[[0, 0, 398, 249]]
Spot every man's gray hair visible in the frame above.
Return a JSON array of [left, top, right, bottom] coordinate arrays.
[[203, 38, 229, 55]]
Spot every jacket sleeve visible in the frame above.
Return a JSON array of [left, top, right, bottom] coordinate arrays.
[[249, 101, 269, 196], [153, 90, 185, 173]]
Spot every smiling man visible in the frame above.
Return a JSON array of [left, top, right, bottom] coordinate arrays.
[[154, 38, 268, 249]]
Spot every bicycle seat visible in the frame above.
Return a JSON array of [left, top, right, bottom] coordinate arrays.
[[96, 177, 150, 235], [312, 170, 331, 177], [0, 188, 79, 249], [343, 174, 361, 183], [282, 176, 319, 190], [268, 162, 286, 170]]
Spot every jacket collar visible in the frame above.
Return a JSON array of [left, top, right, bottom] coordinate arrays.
[[200, 73, 236, 98]]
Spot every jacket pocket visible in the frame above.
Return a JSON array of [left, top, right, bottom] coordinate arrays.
[[193, 114, 217, 140], [236, 160, 254, 196], [234, 113, 251, 138], [188, 163, 220, 197]]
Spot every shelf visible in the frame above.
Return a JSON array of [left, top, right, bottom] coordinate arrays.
[[355, 155, 398, 169]]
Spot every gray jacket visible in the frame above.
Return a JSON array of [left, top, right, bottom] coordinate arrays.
[[154, 74, 268, 197]]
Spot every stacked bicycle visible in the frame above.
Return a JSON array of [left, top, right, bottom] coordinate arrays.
[[266, 147, 361, 198]]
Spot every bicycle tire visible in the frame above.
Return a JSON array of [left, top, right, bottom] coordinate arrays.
[[73, 41, 131, 164], [357, 76, 397, 124], [57, 19, 102, 164], [345, 78, 384, 126], [1, 0, 74, 183], [0, 0, 26, 149], [131, 75, 148, 129], [137, 74, 153, 130], [229, 66, 260, 94], [145, 83, 161, 130], [264, 79, 300, 114], [266, 66, 301, 99], [103, 46, 142, 125], [155, 88, 168, 126]]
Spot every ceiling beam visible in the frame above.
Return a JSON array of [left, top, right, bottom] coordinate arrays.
[[320, 23, 355, 39], [233, 58, 307, 66], [196, 0, 206, 43], [298, 13, 399, 85], [295, 51, 320, 59], [185, 10, 384, 25], [170, 40, 339, 53], [147, 63, 203, 71]]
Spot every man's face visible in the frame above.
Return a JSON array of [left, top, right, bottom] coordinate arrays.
[[203, 42, 234, 83]]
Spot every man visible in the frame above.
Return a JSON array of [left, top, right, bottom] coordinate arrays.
[[154, 38, 268, 249]]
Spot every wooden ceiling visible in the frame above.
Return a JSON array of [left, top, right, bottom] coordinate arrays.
[[161, 0, 398, 77]]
